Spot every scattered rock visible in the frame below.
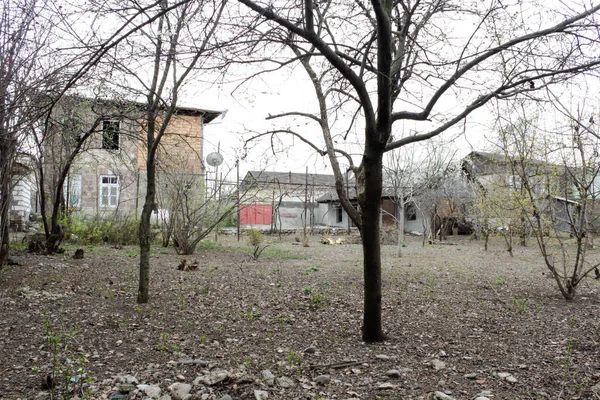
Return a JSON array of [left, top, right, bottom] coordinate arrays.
[[375, 354, 390, 361], [168, 382, 192, 400], [464, 372, 477, 379], [496, 372, 517, 383], [386, 369, 401, 378], [314, 375, 330, 385], [176, 375, 185, 382], [431, 359, 446, 370], [177, 359, 208, 367], [195, 369, 230, 386], [261, 370, 275, 386], [254, 390, 269, 400], [109, 395, 130, 400], [138, 384, 161, 399], [592, 385, 600, 394], [219, 396, 233, 400], [475, 390, 493, 398], [117, 383, 136, 393], [376, 382, 397, 390], [433, 391, 456, 400], [303, 346, 316, 354], [276, 376, 295, 388], [114, 374, 136, 383]]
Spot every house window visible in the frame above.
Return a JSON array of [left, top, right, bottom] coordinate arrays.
[[100, 175, 119, 207], [336, 206, 343, 223], [102, 120, 120, 150], [405, 203, 417, 221], [63, 174, 82, 208]]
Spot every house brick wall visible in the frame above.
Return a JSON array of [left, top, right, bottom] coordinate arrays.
[[137, 114, 203, 174]]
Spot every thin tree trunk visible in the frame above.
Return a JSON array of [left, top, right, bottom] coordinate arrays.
[[138, 160, 155, 303], [0, 158, 10, 267], [397, 194, 404, 257], [0, 118, 14, 267]]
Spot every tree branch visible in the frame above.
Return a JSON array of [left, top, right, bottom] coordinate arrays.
[[390, 4, 600, 122]]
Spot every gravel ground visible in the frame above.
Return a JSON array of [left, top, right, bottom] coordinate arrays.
[[1, 234, 600, 400]]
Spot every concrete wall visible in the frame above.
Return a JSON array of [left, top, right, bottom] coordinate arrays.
[[11, 175, 34, 218]]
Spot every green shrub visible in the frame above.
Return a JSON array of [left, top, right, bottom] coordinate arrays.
[[61, 213, 139, 245], [247, 228, 263, 247], [247, 228, 268, 259], [222, 211, 237, 227]]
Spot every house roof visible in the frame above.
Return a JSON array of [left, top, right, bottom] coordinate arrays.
[[242, 171, 339, 186], [60, 94, 223, 124], [317, 188, 358, 203], [462, 150, 567, 180], [172, 105, 222, 123], [316, 187, 399, 203]]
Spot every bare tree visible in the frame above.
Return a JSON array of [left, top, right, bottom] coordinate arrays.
[[497, 95, 600, 300], [104, 0, 231, 304], [236, 0, 600, 341], [384, 142, 457, 255], [0, 0, 59, 266], [158, 169, 244, 255]]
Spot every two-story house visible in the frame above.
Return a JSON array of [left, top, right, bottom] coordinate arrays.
[[461, 150, 578, 233], [46, 96, 222, 217]]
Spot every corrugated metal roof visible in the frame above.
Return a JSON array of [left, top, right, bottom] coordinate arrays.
[[243, 171, 339, 186]]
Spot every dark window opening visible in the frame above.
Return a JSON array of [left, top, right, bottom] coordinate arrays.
[[336, 206, 343, 223], [102, 120, 120, 150], [405, 203, 417, 221]]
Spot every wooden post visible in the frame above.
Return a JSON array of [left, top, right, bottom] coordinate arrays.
[[346, 170, 351, 234], [304, 166, 308, 241], [236, 160, 240, 242]]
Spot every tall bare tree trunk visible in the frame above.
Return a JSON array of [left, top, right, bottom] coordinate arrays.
[[359, 151, 386, 342]]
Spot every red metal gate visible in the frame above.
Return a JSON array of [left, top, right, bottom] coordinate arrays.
[[240, 204, 273, 225]]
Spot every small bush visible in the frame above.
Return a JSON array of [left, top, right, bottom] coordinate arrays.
[[247, 228, 268, 259], [511, 295, 528, 313], [61, 213, 139, 245], [247, 228, 263, 247]]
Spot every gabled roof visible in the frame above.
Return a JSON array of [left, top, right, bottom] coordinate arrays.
[[462, 151, 549, 177], [59, 94, 223, 124], [316, 187, 399, 203], [317, 188, 358, 203], [242, 171, 338, 186]]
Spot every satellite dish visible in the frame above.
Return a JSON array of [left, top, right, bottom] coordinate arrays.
[[206, 152, 224, 167]]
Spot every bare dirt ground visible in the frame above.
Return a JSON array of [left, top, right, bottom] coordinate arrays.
[[1, 234, 600, 400]]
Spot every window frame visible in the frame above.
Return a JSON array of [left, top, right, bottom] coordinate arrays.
[[63, 174, 82, 209], [99, 175, 120, 208], [102, 119, 120, 150]]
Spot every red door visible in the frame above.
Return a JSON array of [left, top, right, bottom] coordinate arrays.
[[240, 204, 273, 225]]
